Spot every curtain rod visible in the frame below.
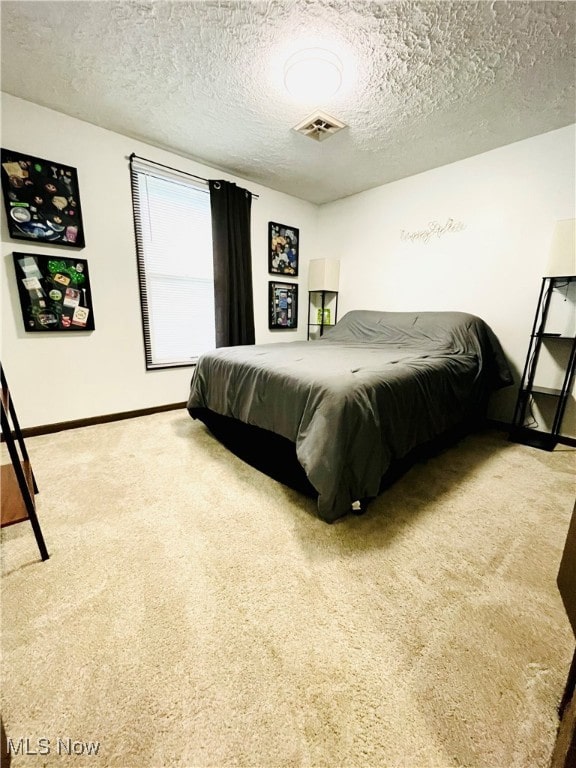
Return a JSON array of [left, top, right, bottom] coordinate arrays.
[[129, 153, 259, 199]]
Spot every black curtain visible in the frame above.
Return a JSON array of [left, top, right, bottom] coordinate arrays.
[[209, 180, 255, 347]]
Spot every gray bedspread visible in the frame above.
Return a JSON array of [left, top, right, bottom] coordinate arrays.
[[187, 310, 512, 522]]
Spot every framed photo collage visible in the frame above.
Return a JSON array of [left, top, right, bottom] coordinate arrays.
[[1, 147, 94, 332], [268, 221, 298, 330]]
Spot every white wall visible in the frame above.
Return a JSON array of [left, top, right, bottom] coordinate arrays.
[[3, 93, 574, 435], [1, 94, 318, 428], [318, 125, 576, 432]]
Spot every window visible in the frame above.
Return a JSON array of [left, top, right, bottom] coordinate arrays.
[[130, 157, 215, 369]]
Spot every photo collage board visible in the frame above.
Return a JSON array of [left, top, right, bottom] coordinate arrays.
[[13, 252, 95, 332], [0, 148, 96, 333], [268, 221, 299, 329], [1, 148, 86, 248]]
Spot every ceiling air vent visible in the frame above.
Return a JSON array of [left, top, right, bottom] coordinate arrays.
[[292, 111, 346, 142]]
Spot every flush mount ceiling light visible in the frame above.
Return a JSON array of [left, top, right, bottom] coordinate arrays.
[[284, 48, 343, 102]]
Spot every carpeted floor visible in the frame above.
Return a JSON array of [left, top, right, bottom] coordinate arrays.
[[1, 410, 574, 768]]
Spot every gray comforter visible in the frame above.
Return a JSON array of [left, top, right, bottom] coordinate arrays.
[[187, 310, 512, 522]]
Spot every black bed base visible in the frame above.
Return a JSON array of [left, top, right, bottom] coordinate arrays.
[[190, 407, 486, 521], [190, 407, 318, 498]]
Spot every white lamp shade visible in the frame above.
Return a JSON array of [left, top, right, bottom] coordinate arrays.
[[308, 258, 340, 291], [546, 219, 576, 277]]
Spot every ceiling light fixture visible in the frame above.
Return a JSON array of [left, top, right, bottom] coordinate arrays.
[[284, 48, 343, 102]]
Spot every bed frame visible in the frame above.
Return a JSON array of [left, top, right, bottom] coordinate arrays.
[[192, 406, 486, 520]]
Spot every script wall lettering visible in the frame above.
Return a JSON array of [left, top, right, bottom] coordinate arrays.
[[400, 218, 466, 244]]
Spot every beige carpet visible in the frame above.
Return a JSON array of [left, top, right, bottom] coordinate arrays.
[[1, 410, 574, 768]]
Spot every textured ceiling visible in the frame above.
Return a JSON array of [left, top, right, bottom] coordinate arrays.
[[1, 0, 575, 204]]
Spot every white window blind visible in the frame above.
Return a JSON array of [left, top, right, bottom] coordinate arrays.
[[130, 157, 215, 369]]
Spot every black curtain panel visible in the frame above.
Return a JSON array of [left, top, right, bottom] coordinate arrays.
[[209, 180, 255, 347]]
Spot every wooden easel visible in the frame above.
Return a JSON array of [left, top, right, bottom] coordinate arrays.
[[1, 363, 49, 561]]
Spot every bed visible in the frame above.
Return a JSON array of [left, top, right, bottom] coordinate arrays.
[[187, 310, 512, 522]]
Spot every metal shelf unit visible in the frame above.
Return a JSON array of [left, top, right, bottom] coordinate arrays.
[[307, 290, 338, 340], [509, 275, 576, 450]]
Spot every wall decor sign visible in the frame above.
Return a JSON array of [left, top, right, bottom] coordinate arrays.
[[269, 281, 298, 329], [13, 252, 95, 332], [268, 221, 299, 276], [1, 148, 85, 248], [400, 218, 466, 244]]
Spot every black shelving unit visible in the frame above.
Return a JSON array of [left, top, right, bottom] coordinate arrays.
[[1, 363, 49, 560], [307, 290, 338, 340], [509, 275, 576, 450]]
